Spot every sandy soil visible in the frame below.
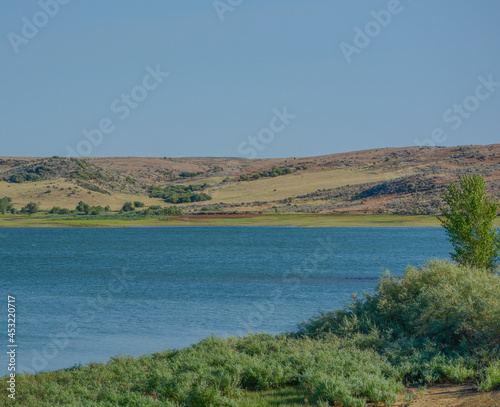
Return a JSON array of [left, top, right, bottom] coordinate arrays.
[[385, 384, 500, 407]]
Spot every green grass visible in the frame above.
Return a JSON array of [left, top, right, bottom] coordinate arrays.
[[238, 387, 311, 406], [204, 168, 415, 203], [0, 213, 448, 228], [2, 260, 499, 406]]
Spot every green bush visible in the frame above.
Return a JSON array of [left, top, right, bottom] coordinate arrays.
[[70, 170, 103, 181], [148, 184, 212, 204], [122, 202, 135, 212], [141, 206, 183, 216], [0, 196, 13, 214], [49, 206, 71, 215], [7, 165, 52, 183], [90, 206, 104, 215], [299, 260, 500, 351], [478, 360, 500, 392], [162, 206, 183, 216], [239, 166, 294, 182], [74, 201, 105, 215], [180, 171, 203, 178], [20, 202, 38, 214], [133, 201, 145, 208], [439, 358, 475, 384], [50, 206, 62, 214], [76, 201, 90, 214], [298, 260, 500, 385]]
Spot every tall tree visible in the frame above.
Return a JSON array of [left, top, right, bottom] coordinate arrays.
[[439, 174, 500, 270], [0, 197, 13, 214]]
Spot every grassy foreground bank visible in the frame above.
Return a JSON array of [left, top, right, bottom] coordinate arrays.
[[2, 260, 499, 406], [0, 213, 451, 228]]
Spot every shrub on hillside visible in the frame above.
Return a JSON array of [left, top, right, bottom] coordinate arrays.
[[74, 201, 105, 215], [0, 196, 13, 214], [76, 201, 90, 214], [180, 171, 203, 178], [122, 202, 135, 212], [238, 166, 294, 182], [70, 170, 104, 181], [148, 184, 212, 204], [49, 206, 71, 214], [20, 202, 38, 214], [90, 206, 104, 215], [7, 165, 51, 183], [142, 206, 183, 216]]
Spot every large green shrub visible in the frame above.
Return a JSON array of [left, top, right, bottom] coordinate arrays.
[[299, 260, 500, 352]]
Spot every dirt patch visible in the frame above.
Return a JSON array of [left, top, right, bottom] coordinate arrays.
[[384, 385, 500, 407]]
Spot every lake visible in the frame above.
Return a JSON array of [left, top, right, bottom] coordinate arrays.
[[0, 227, 451, 374]]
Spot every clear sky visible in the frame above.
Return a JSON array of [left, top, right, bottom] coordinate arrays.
[[1, 1, 500, 158]]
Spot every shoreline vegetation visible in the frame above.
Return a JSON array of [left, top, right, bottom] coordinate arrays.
[[2, 212, 497, 228], [2, 260, 499, 406]]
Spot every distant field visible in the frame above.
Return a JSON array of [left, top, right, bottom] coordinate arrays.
[[0, 168, 413, 210], [0, 180, 166, 211], [0, 213, 452, 228], [204, 168, 415, 203]]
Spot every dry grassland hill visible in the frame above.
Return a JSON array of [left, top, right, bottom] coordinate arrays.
[[1, 144, 499, 214]]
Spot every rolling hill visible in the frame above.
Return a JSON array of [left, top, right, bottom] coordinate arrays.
[[1, 144, 499, 214]]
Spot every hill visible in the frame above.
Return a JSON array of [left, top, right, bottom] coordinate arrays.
[[1, 144, 499, 214]]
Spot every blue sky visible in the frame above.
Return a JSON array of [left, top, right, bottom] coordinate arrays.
[[1, 1, 499, 158]]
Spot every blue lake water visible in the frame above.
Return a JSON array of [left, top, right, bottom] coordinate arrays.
[[0, 227, 451, 374]]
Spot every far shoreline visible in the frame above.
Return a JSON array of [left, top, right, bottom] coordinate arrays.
[[0, 213, 470, 228]]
